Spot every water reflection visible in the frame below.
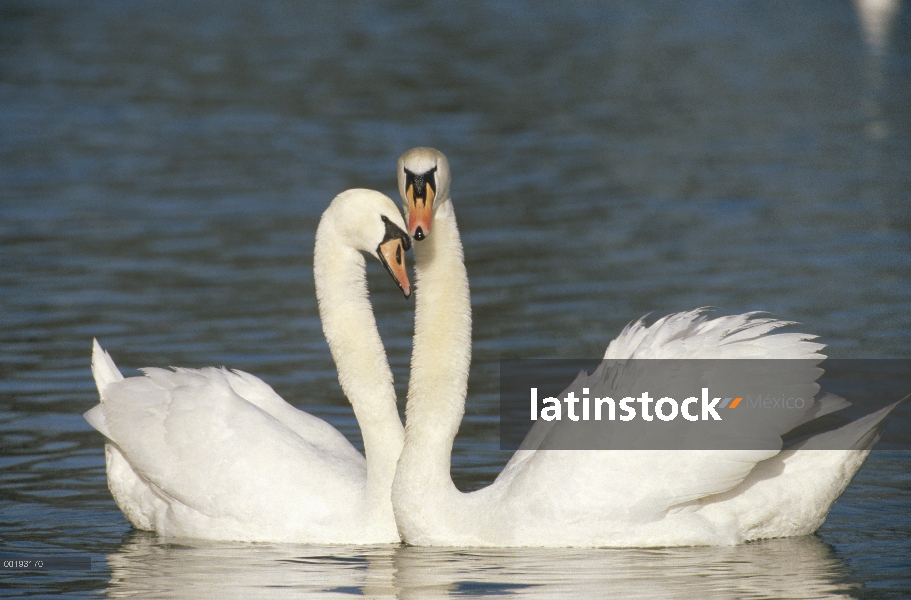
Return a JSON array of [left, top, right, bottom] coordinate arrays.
[[854, 0, 902, 143], [854, 0, 902, 54], [104, 533, 854, 599]]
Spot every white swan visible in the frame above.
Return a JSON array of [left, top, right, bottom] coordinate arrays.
[[84, 189, 412, 544], [391, 147, 897, 547]]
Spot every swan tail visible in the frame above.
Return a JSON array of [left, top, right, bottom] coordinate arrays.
[[711, 399, 904, 541], [91, 339, 124, 397], [85, 340, 125, 439], [797, 397, 903, 452]]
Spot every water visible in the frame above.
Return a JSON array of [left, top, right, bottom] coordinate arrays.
[[1, 0, 910, 597]]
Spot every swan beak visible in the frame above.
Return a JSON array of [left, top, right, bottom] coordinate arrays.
[[378, 238, 412, 299], [405, 180, 435, 240]]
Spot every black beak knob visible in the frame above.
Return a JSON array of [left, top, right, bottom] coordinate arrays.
[[414, 227, 425, 241]]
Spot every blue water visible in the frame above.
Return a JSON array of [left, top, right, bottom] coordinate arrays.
[[1, 0, 910, 597]]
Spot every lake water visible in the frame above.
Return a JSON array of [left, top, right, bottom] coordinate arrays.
[[2, 0, 910, 597]]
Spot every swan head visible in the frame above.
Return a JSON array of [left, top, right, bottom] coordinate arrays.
[[397, 147, 451, 241], [326, 189, 413, 298]]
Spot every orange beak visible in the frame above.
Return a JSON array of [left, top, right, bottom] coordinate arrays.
[[406, 180, 435, 240], [378, 237, 411, 298]]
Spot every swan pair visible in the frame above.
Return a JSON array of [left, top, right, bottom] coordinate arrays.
[[87, 148, 894, 547]]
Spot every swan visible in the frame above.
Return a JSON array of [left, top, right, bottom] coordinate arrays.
[[390, 147, 897, 547], [84, 188, 412, 544]]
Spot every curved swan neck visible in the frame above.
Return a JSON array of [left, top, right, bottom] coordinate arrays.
[[398, 198, 472, 481], [314, 211, 404, 494]]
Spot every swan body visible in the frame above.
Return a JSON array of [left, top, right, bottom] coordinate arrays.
[[85, 189, 412, 544], [391, 147, 896, 547]]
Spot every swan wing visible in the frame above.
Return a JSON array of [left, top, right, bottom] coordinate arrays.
[[604, 309, 825, 360], [206, 367, 362, 464], [499, 310, 833, 522], [91, 367, 366, 535]]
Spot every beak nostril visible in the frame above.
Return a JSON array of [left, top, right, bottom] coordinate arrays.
[[414, 227, 425, 241]]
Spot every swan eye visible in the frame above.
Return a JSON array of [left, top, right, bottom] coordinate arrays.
[[380, 215, 410, 247]]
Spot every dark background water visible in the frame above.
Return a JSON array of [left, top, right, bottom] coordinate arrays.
[[1, 0, 910, 597]]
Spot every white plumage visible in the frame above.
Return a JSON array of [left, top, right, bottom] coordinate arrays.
[[391, 147, 896, 547], [85, 189, 410, 543]]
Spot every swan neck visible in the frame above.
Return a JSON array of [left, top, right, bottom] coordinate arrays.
[[313, 213, 404, 497], [398, 198, 472, 487]]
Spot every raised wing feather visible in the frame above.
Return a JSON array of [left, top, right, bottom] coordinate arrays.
[[499, 309, 832, 521]]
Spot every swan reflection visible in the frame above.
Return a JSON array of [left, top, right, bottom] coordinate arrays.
[[854, 0, 901, 54], [103, 532, 854, 599]]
